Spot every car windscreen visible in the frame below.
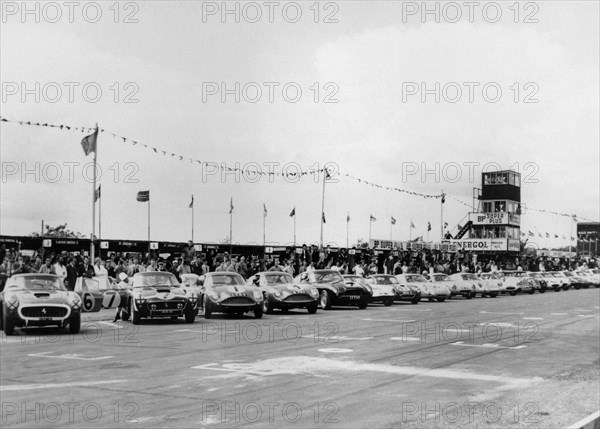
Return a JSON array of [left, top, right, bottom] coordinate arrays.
[[11, 275, 66, 291], [405, 275, 428, 283], [133, 273, 178, 287], [461, 274, 478, 280], [432, 275, 449, 282], [371, 276, 398, 284], [314, 271, 344, 283], [264, 274, 293, 285], [208, 274, 246, 286]]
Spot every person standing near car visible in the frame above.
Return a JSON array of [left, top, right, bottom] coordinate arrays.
[[65, 258, 78, 291], [53, 256, 67, 282]]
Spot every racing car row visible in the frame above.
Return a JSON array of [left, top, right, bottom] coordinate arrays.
[[1, 268, 598, 335]]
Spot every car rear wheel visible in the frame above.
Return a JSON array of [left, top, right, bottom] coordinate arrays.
[[509, 291, 516, 296], [131, 303, 141, 325], [383, 298, 394, 307], [539, 288, 546, 293], [307, 302, 318, 314], [69, 313, 81, 334], [358, 296, 369, 309], [528, 289, 535, 294], [436, 297, 446, 302], [466, 294, 473, 299], [410, 296, 420, 305], [319, 290, 332, 310], [121, 307, 130, 321], [490, 293, 498, 298], [554, 286, 560, 292], [254, 306, 263, 319]]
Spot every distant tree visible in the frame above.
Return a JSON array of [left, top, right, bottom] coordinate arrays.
[[30, 223, 85, 238]]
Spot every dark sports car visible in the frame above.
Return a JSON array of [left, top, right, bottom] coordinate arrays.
[[247, 271, 319, 314], [295, 270, 372, 310], [202, 272, 263, 319], [125, 272, 198, 325], [0, 274, 82, 335]]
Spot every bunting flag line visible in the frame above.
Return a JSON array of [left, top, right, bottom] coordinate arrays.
[[2, 116, 598, 222]]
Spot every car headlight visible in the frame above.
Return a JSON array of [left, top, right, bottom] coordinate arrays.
[[452, 285, 457, 290], [365, 285, 373, 295], [71, 295, 82, 309], [472, 285, 476, 290], [274, 291, 282, 298], [309, 288, 319, 298], [253, 291, 263, 301], [5, 294, 19, 309], [187, 292, 198, 301], [209, 291, 220, 300]]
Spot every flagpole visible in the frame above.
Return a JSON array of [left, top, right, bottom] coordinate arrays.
[[263, 207, 266, 246], [191, 195, 194, 242], [369, 218, 372, 243], [409, 222, 412, 242], [98, 188, 102, 258], [346, 215, 349, 248], [440, 190, 444, 242], [294, 213, 296, 247], [319, 170, 327, 249], [390, 219, 392, 242], [90, 122, 98, 261], [147, 197, 151, 254], [229, 209, 233, 254]]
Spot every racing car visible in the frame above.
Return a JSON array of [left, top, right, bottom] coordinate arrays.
[[295, 270, 372, 310], [366, 274, 421, 305], [202, 272, 263, 318], [247, 271, 319, 314]]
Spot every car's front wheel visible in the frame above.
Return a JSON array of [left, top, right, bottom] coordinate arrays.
[[358, 296, 369, 309], [131, 303, 141, 325], [2, 306, 15, 336], [383, 298, 394, 307], [69, 313, 81, 334], [203, 301, 212, 319], [490, 293, 498, 298], [184, 307, 195, 323], [320, 290, 332, 310], [410, 296, 420, 305], [254, 306, 263, 319], [307, 302, 318, 314], [436, 297, 446, 302]]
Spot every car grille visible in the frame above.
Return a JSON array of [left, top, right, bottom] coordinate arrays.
[[284, 294, 312, 303], [149, 301, 183, 310], [21, 306, 68, 318], [223, 297, 254, 306], [341, 289, 362, 300]]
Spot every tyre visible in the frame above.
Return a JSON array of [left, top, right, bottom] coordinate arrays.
[[554, 286, 561, 292], [184, 308, 195, 323], [436, 297, 446, 302], [319, 290, 332, 310], [509, 291, 516, 296], [2, 306, 15, 336], [540, 288, 546, 294], [466, 294, 473, 300], [410, 296, 420, 305], [383, 298, 394, 307], [170, 316, 178, 320], [69, 313, 81, 334], [254, 306, 263, 319], [490, 293, 498, 298], [358, 296, 369, 309], [262, 297, 274, 314], [307, 302, 318, 314], [131, 303, 141, 325], [528, 288, 535, 294], [204, 301, 212, 319]]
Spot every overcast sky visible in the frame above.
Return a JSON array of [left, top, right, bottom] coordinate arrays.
[[1, 1, 598, 247]]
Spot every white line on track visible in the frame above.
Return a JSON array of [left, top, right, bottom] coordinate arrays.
[[479, 311, 524, 315], [1, 380, 127, 392], [450, 341, 527, 350], [27, 351, 114, 360], [389, 308, 432, 312], [390, 337, 421, 341], [551, 313, 569, 315], [362, 318, 416, 323], [523, 317, 544, 320]]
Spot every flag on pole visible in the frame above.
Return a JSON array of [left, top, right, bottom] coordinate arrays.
[[410, 221, 416, 229], [370, 214, 377, 222], [528, 230, 534, 237], [347, 214, 350, 223], [188, 195, 194, 208], [229, 198, 234, 213], [81, 127, 98, 156], [571, 236, 575, 241], [94, 185, 101, 202], [324, 168, 331, 180], [554, 233, 559, 238], [322, 212, 326, 224], [289, 207, 295, 217], [545, 232, 550, 238], [427, 221, 431, 231], [538, 232, 542, 238], [263, 203, 268, 217], [136, 190, 149, 202], [390, 216, 396, 225], [444, 222, 448, 229]]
